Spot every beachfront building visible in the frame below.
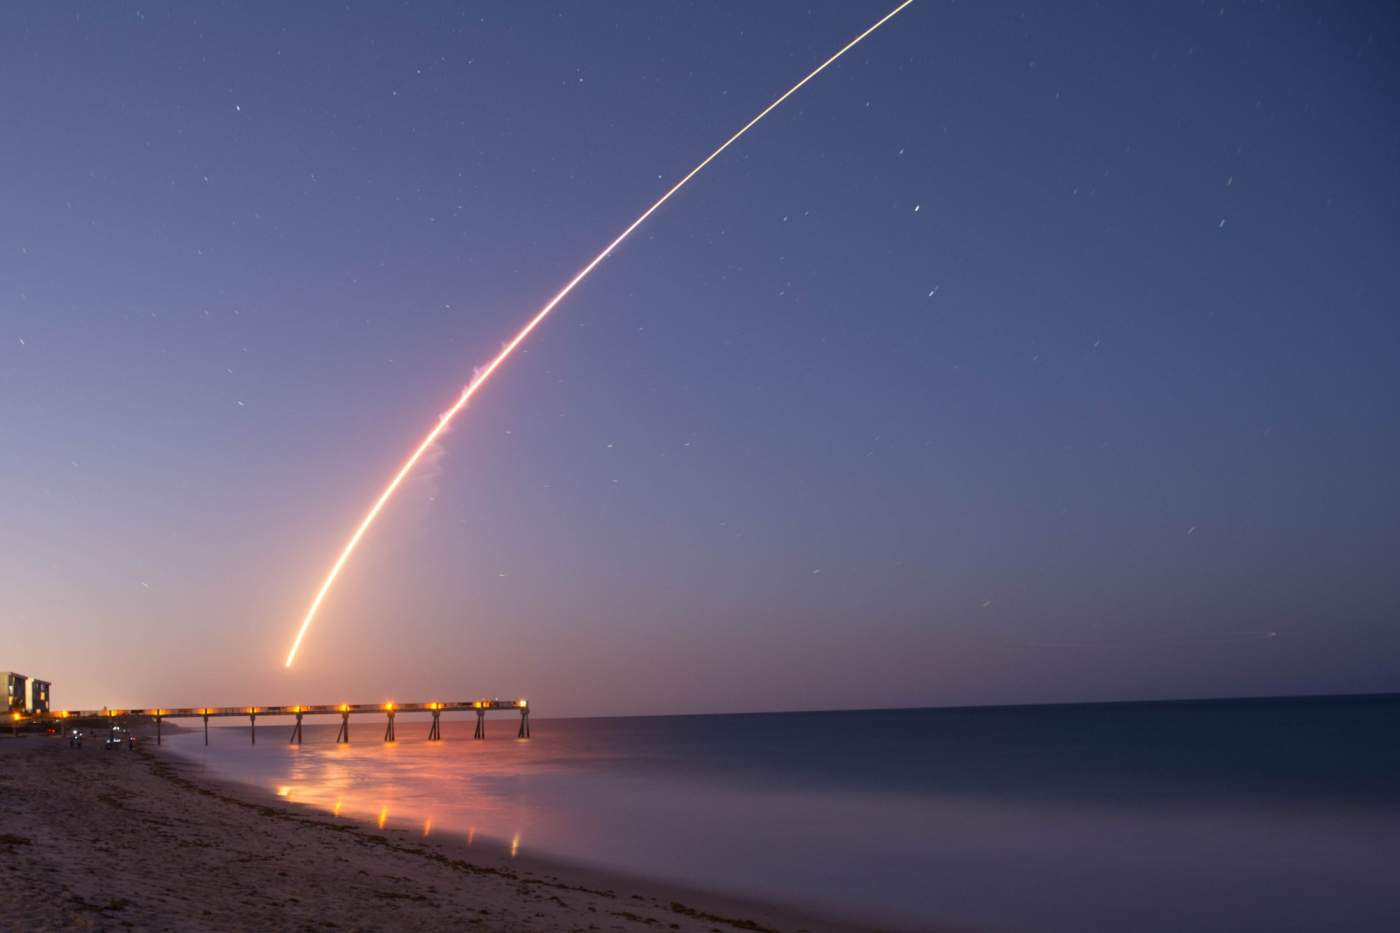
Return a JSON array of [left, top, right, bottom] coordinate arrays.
[[2, 672, 27, 712], [2, 673, 50, 713], [25, 678, 50, 714]]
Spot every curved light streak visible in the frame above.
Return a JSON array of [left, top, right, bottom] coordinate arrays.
[[285, 0, 916, 667]]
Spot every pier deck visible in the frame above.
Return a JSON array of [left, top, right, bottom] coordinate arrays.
[[23, 699, 531, 744]]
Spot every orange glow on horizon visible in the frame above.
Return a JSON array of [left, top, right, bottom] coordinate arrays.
[[333, 798, 344, 817], [281, 0, 916, 668], [377, 805, 389, 829]]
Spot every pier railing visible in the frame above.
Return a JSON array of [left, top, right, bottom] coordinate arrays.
[[23, 698, 531, 745]]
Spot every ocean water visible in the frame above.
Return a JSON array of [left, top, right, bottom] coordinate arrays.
[[164, 695, 1400, 932]]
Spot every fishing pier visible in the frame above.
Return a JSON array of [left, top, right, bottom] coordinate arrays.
[[37, 699, 530, 745]]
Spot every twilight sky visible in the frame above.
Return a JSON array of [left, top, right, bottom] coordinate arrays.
[[2, 2, 1397, 715]]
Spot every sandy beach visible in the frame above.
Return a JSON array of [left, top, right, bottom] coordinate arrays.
[[0, 732, 864, 933]]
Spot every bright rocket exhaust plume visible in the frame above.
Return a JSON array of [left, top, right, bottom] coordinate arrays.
[[284, 0, 916, 668]]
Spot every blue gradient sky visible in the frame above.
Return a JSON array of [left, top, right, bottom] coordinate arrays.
[[3, 2, 1397, 714]]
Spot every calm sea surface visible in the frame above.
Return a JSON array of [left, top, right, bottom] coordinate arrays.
[[165, 695, 1400, 932]]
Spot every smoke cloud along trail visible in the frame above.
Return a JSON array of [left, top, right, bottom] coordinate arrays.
[[284, 0, 917, 668]]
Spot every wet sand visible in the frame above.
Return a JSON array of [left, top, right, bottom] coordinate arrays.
[[0, 733, 869, 932]]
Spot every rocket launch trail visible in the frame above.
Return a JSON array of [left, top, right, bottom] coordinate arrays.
[[284, 0, 916, 668]]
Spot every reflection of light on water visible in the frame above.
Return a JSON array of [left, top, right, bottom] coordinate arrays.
[[184, 726, 544, 862]]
